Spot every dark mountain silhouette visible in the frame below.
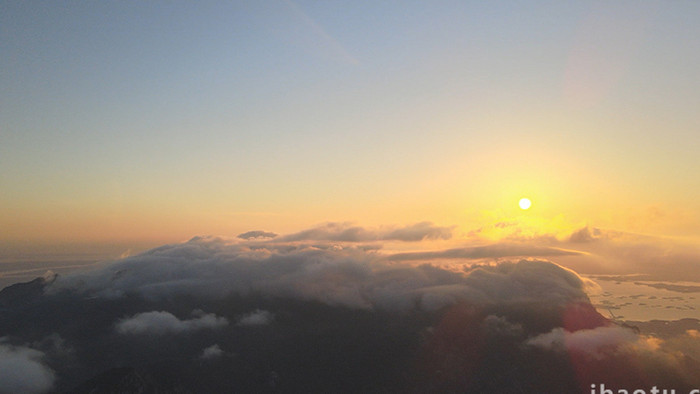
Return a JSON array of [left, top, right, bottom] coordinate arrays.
[[0, 271, 55, 307]]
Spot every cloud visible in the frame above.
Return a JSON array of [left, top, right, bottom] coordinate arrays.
[[9, 223, 700, 392], [278, 222, 453, 242], [388, 243, 582, 261], [526, 323, 700, 388], [558, 228, 700, 281], [664, 329, 700, 362], [199, 344, 224, 360], [568, 226, 602, 243], [455, 259, 593, 308], [237, 231, 278, 240], [50, 235, 593, 313], [237, 310, 274, 326], [482, 314, 524, 338], [527, 326, 640, 357], [116, 310, 228, 335], [381, 222, 453, 242], [32, 333, 74, 360], [633, 281, 700, 293], [0, 343, 55, 394]]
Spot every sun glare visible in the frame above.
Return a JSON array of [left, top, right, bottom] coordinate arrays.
[[519, 198, 532, 210]]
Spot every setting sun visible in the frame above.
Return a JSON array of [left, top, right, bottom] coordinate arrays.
[[519, 198, 532, 210]]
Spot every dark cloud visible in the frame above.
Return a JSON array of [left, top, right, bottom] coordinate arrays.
[[237, 231, 278, 240]]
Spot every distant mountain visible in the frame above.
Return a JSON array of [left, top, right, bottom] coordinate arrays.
[[0, 271, 56, 307]]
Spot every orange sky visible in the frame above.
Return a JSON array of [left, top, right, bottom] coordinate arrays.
[[2, 1, 699, 248]]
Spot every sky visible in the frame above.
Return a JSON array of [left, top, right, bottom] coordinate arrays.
[[3, 3, 700, 390], [2, 1, 700, 252]]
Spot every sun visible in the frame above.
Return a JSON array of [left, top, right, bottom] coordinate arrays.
[[519, 198, 532, 210]]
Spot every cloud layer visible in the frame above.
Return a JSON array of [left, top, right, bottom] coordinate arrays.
[[50, 236, 591, 312], [4, 223, 700, 392]]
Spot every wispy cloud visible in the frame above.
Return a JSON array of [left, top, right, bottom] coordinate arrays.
[[281, 0, 359, 65]]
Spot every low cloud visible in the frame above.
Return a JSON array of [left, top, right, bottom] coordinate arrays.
[[237, 231, 278, 240], [388, 243, 582, 261], [278, 222, 453, 242], [634, 282, 700, 293], [116, 310, 228, 335], [237, 310, 274, 326], [558, 228, 700, 281], [7, 221, 700, 391], [527, 326, 642, 357], [199, 344, 224, 360], [0, 343, 55, 394], [568, 226, 602, 243], [50, 234, 593, 312], [381, 222, 453, 241], [526, 323, 700, 388]]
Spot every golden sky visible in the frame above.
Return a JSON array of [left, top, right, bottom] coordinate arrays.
[[2, 1, 699, 247]]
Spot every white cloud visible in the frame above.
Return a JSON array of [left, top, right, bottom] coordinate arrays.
[[0, 343, 55, 394], [116, 310, 228, 335], [527, 325, 646, 358]]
